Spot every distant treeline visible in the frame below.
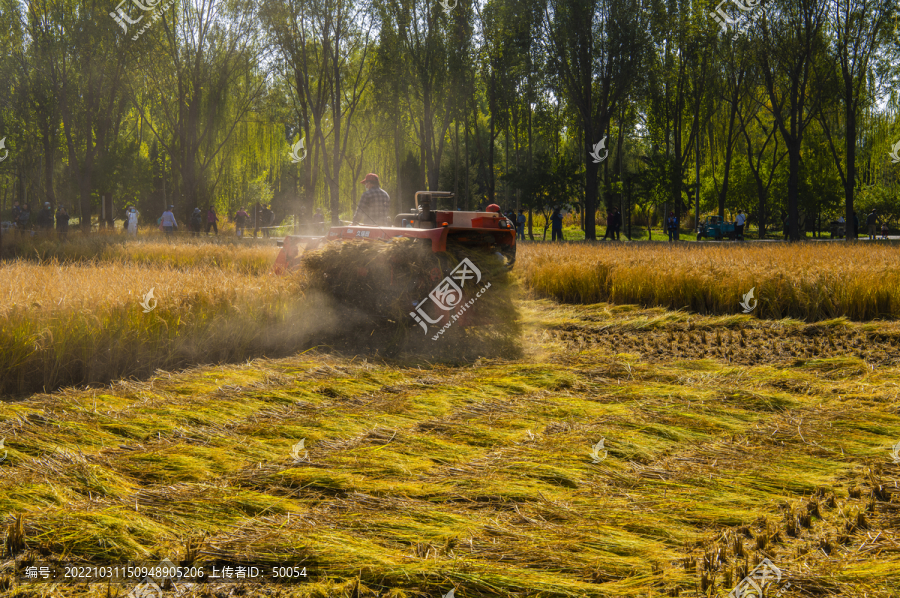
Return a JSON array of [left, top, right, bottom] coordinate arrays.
[[0, 0, 898, 239]]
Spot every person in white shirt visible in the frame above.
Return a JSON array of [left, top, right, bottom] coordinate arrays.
[[735, 209, 746, 240], [126, 207, 139, 235], [160, 206, 178, 239]]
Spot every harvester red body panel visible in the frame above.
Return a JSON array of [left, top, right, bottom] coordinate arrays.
[[273, 203, 516, 274]]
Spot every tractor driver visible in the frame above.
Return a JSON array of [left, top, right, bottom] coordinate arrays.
[[352, 173, 390, 226]]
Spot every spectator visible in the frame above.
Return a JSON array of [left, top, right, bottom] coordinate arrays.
[[612, 207, 622, 241], [206, 207, 219, 235], [234, 206, 249, 238], [126, 206, 139, 236], [550, 208, 564, 242], [16, 204, 31, 234], [190, 208, 203, 237], [667, 211, 678, 242], [516, 209, 527, 241], [160, 205, 178, 239], [11, 201, 21, 226], [602, 209, 614, 240], [55, 205, 70, 240], [735, 209, 746, 240], [882, 221, 889, 240], [36, 202, 54, 232], [262, 205, 274, 238], [866, 209, 878, 241]]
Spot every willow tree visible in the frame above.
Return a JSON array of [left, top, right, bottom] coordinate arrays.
[[28, 0, 132, 231], [131, 0, 266, 220]]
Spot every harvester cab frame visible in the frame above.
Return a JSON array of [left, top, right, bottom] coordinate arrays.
[[273, 191, 517, 274]]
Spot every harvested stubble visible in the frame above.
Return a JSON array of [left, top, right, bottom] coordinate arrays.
[[518, 242, 900, 321], [1, 301, 899, 597]]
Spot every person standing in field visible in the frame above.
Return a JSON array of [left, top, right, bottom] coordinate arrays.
[[612, 207, 622, 240], [262, 204, 274, 238], [206, 207, 219, 235], [126, 206, 139, 235], [602, 209, 613, 240], [550, 208, 564, 241], [160, 205, 178, 240], [667, 211, 678, 242], [36, 202, 54, 233], [234, 206, 249, 237], [517, 209, 526, 241], [352, 173, 390, 226], [190, 208, 203, 237], [866, 209, 879, 241], [735, 209, 746, 240], [56, 205, 69, 240]]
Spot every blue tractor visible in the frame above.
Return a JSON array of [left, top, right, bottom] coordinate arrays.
[[697, 215, 737, 241]]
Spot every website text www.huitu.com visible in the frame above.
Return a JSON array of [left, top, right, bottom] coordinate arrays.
[[430, 282, 491, 341]]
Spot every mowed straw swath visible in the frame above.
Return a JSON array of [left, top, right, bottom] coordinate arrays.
[[517, 242, 900, 321], [0, 259, 313, 396]]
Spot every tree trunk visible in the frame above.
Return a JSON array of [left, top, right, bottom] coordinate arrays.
[[583, 124, 598, 240]]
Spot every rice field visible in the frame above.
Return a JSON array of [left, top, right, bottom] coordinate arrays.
[[518, 242, 900, 321], [1, 301, 899, 597], [0, 259, 315, 396], [2, 239, 900, 597]]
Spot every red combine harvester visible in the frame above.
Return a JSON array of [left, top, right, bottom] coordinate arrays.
[[273, 191, 516, 274]]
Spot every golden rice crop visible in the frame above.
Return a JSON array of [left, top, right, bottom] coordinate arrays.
[[0, 259, 319, 396], [4, 235, 274, 274], [517, 242, 900, 321]]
